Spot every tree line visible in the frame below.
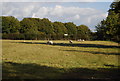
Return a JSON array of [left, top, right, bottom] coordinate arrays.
[[1, 16, 92, 40]]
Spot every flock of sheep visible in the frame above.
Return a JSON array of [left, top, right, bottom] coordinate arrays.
[[47, 39, 85, 45]]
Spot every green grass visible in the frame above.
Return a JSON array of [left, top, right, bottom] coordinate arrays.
[[2, 40, 120, 79]]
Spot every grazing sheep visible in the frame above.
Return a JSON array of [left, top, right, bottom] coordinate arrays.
[[77, 39, 81, 41], [69, 40, 73, 44], [47, 41, 53, 45], [78, 39, 85, 42], [82, 39, 85, 41]]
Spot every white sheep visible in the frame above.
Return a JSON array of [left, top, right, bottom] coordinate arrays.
[[47, 41, 53, 45], [82, 39, 85, 41], [78, 39, 85, 42], [69, 40, 73, 44], [77, 39, 81, 41]]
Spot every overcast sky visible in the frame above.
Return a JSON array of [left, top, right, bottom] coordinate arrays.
[[1, 0, 114, 31]]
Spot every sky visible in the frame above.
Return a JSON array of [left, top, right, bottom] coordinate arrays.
[[1, 0, 114, 31], [0, 0, 115, 2]]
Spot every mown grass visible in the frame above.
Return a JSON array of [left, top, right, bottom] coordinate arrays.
[[2, 40, 120, 79]]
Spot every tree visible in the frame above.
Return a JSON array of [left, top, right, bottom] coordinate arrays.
[[106, 1, 120, 41], [64, 22, 77, 39], [77, 25, 92, 40], [106, 11, 119, 40], [109, 1, 120, 14], [38, 18, 54, 40], [2, 16, 20, 34], [96, 1, 120, 42], [20, 18, 39, 40], [95, 20, 107, 40], [53, 22, 67, 39]]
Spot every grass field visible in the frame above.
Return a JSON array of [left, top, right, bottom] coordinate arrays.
[[2, 40, 120, 79]]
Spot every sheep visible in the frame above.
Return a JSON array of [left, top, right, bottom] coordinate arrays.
[[81, 39, 85, 41], [77, 39, 81, 41], [47, 41, 53, 45], [69, 40, 73, 44], [77, 39, 85, 42]]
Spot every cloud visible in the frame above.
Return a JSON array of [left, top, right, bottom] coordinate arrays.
[[49, 5, 100, 17], [86, 13, 107, 24], [50, 5, 63, 17], [2, 3, 36, 18], [74, 14, 80, 20], [46, 5, 106, 25]]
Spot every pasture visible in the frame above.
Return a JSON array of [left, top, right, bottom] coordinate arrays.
[[2, 40, 120, 79]]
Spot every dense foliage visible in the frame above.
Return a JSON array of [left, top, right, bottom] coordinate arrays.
[[2, 16, 20, 34], [2, 16, 92, 40], [95, 1, 120, 42]]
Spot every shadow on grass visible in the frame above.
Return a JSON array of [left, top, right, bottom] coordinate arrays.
[[18, 42, 120, 49], [63, 50, 120, 55], [2, 61, 120, 80], [17, 42, 46, 45]]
